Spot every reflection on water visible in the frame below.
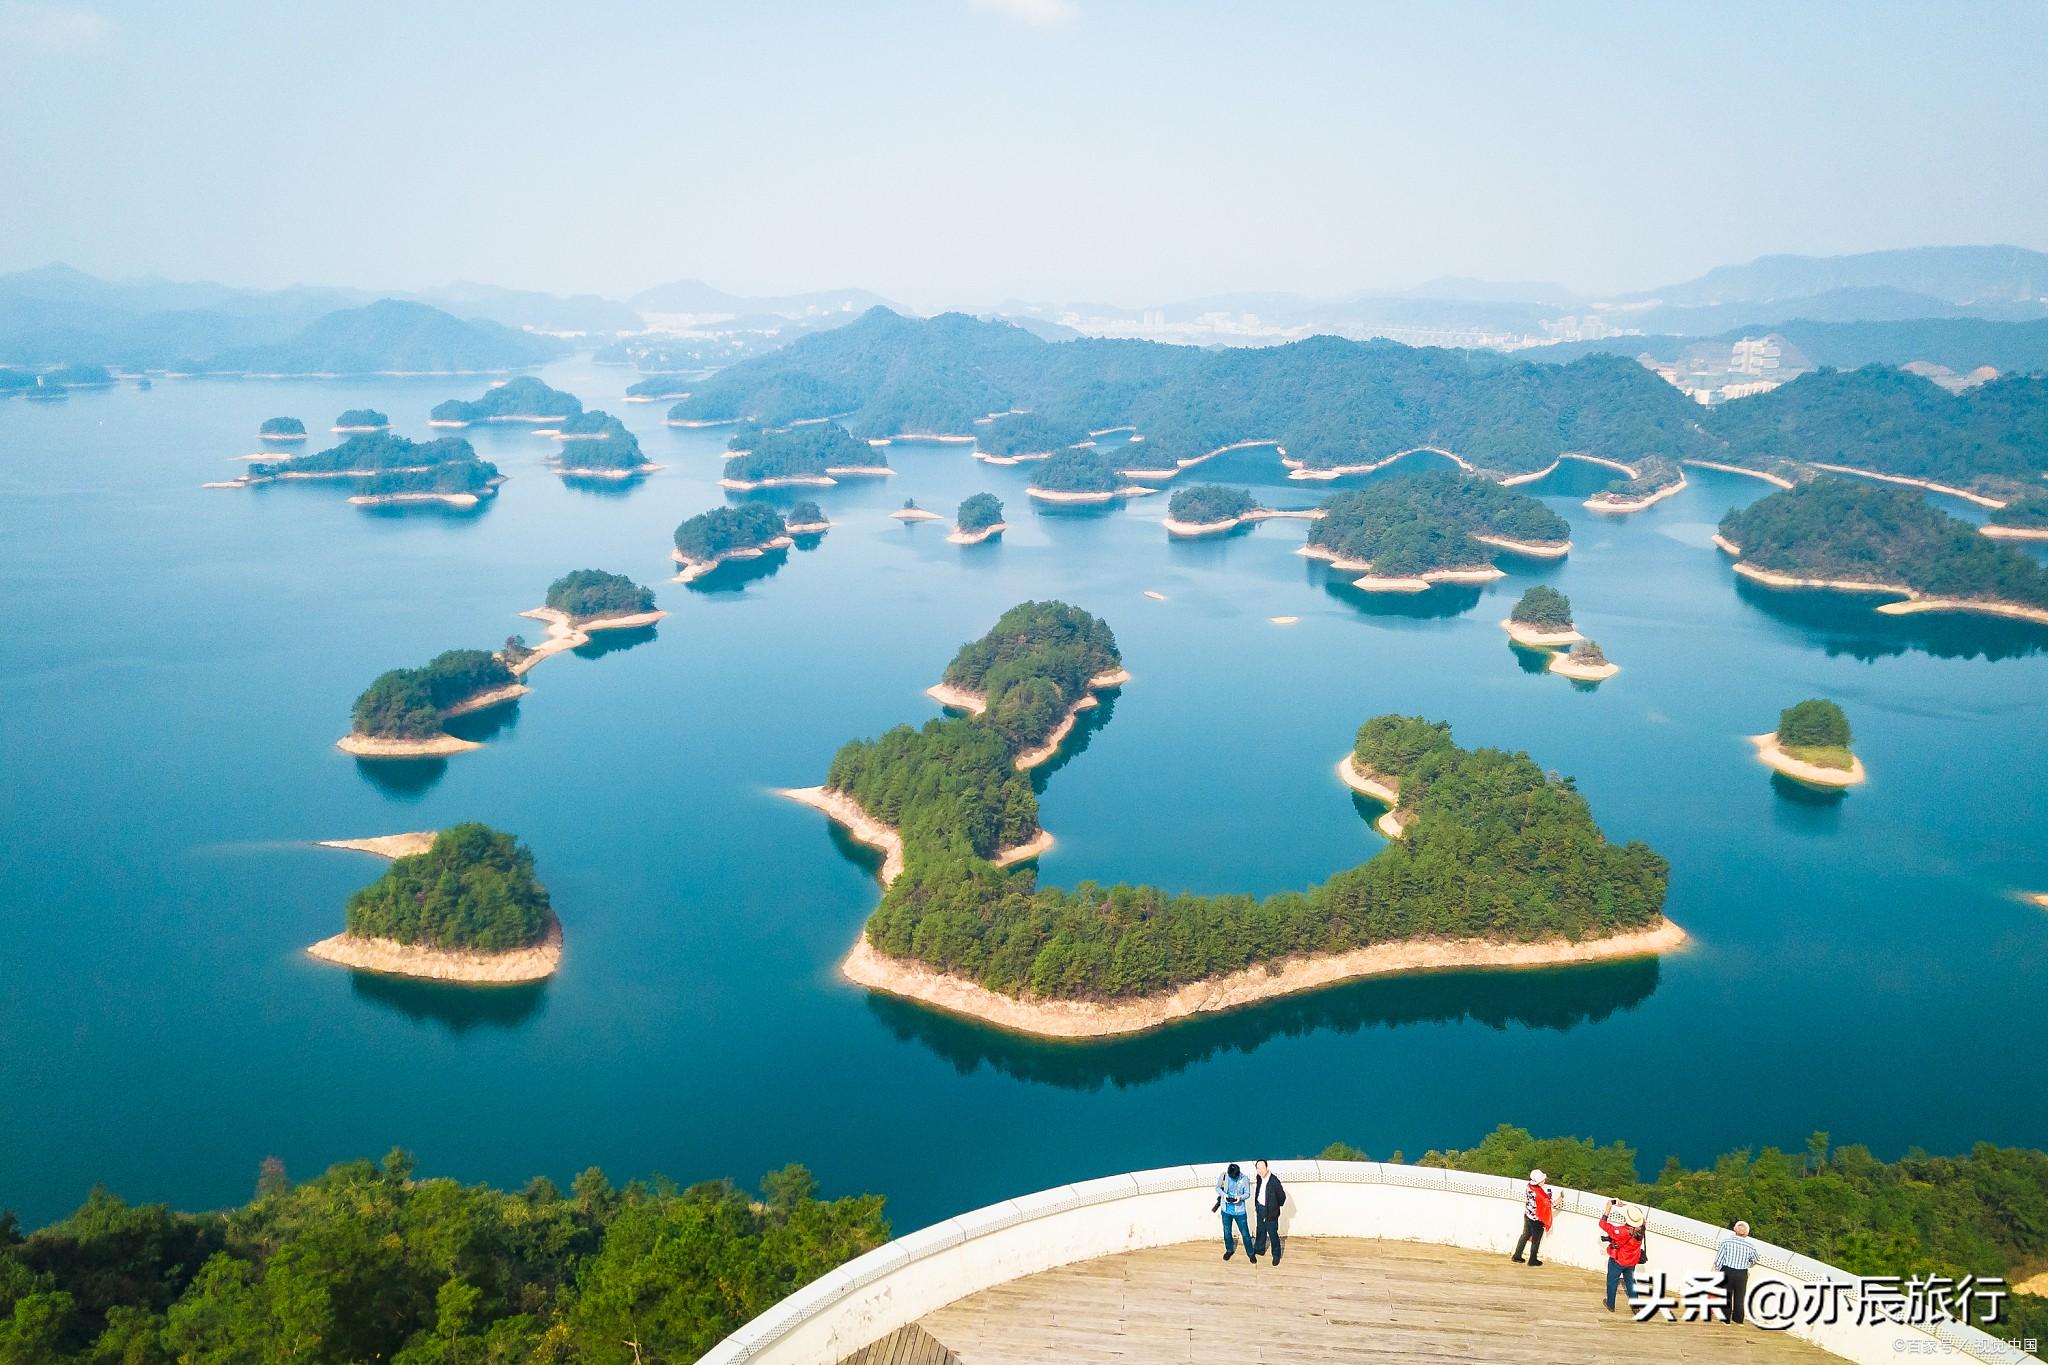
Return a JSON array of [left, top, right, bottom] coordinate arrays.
[[1732, 577, 2047, 663], [1315, 567, 1484, 621], [684, 548, 789, 594], [571, 625, 657, 662], [350, 971, 549, 1032], [558, 473, 647, 499], [867, 956, 1663, 1090], [1770, 772, 1848, 834], [1508, 641, 1554, 674], [355, 499, 492, 522], [354, 756, 448, 800], [442, 699, 522, 744], [1029, 691, 1117, 787]]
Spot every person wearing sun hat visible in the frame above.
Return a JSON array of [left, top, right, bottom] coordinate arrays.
[[1597, 1197, 1649, 1313], [1511, 1167, 1556, 1266]]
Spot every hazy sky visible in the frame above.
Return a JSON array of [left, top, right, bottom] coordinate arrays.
[[4, 0, 2046, 307]]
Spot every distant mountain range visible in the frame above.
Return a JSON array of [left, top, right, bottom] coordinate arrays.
[[628, 278, 895, 319]]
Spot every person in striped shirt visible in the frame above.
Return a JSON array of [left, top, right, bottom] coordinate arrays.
[[1715, 1221, 1762, 1325]]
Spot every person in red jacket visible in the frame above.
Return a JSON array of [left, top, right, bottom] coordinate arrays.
[[1511, 1167, 1555, 1266], [1598, 1198, 1648, 1313]]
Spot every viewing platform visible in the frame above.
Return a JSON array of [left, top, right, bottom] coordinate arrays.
[[704, 1162, 2034, 1365]]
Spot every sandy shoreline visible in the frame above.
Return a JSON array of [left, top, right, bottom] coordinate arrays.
[[336, 731, 481, 758], [777, 786, 1051, 887], [1585, 477, 1688, 514], [1807, 463, 2006, 509], [1729, 562, 1915, 595], [557, 463, 663, 479], [1873, 597, 2048, 626], [947, 522, 1006, 545], [1549, 654, 1620, 682], [316, 831, 437, 858], [1285, 444, 1472, 483], [1163, 507, 1323, 538], [1121, 437, 1279, 482], [1684, 459, 1795, 490], [440, 682, 532, 719], [785, 519, 833, 535], [842, 917, 1688, 1040], [346, 490, 485, 508], [1713, 533, 1742, 555], [720, 473, 836, 490], [513, 606, 667, 673], [672, 535, 794, 582], [1751, 733, 1866, 788], [1026, 484, 1157, 503], [308, 917, 562, 984], [1501, 618, 1584, 648], [1725, 554, 2048, 624], [1356, 566, 1503, 592], [1981, 524, 2048, 542], [927, 669, 1128, 769], [891, 507, 944, 522], [258, 431, 308, 442], [1472, 533, 1571, 558], [1335, 755, 1405, 838]]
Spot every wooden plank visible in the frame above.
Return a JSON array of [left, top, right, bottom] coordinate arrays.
[[837, 1322, 960, 1365]]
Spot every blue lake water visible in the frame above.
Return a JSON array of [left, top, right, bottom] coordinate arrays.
[[3, 356, 2045, 1232]]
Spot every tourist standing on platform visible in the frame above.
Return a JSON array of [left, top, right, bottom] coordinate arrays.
[[1213, 1163, 1253, 1261], [1511, 1167, 1556, 1266], [1250, 1159, 1287, 1265], [1598, 1198, 1648, 1313], [1716, 1220, 1762, 1325]]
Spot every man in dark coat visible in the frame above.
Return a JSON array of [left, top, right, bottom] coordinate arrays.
[[1250, 1159, 1287, 1265]]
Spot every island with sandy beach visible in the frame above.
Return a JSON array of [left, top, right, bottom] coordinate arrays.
[[338, 646, 528, 757], [1983, 491, 2048, 543], [921, 601, 1127, 770], [258, 416, 307, 442], [1549, 639, 1620, 682], [1299, 469, 1567, 591], [804, 664, 1680, 1038], [332, 408, 390, 433], [1501, 585, 1585, 648], [1583, 455, 1688, 514], [783, 499, 832, 535], [721, 421, 890, 490], [308, 823, 562, 984], [1716, 477, 2048, 625], [551, 410, 659, 478], [214, 431, 503, 508], [973, 411, 1084, 463], [346, 458, 507, 508], [891, 499, 943, 522], [428, 376, 582, 428], [623, 373, 691, 402], [1025, 448, 1154, 504], [1159, 484, 1324, 537], [948, 491, 1006, 545], [1752, 697, 1865, 788], [671, 500, 795, 582], [508, 569, 666, 669]]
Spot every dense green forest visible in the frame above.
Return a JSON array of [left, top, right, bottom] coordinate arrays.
[[430, 377, 582, 425], [0, 1153, 887, 1365], [545, 570, 655, 621], [937, 601, 1122, 751], [785, 499, 827, 528], [1590, 454, 1682, 502], [1779, 698, 1852, 749], [1167, 484, 1257, 524], [1030, 448, 1123, 493], [1718, 478, 2048, 609], [672, 502, 788, 564], [334, 408, 389, 429], [554, 412, 647, 472], [257, 415, 304, 437], [1566, 640, 1608, 666], [723, 422, 877, 482], [1991, 490, 2048, 529], [669, 370, 860, 429], [976, 411, 1088, 456], [956, 492, 1005, 531], [623, 372, 692, 398], [251, 432, 484, 479], [1308, 470, 1568, 575], [1509, 585, 1574, 629], [354, 461, 502, 497], [351, 649, 516, 739], [344, 824, 552, 951], [856, 713, 1668, 1000], [557, 410, 626, 437], [1704, 367, 2048, 490]]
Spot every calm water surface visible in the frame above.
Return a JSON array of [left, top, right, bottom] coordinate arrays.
[[3, 358, 2046, 1230]]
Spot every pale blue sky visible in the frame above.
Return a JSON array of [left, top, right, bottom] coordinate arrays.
[[3, 0, 2045, 306]]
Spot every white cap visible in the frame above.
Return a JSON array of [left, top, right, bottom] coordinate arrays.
[[1529, 1168, 1547, 1184]]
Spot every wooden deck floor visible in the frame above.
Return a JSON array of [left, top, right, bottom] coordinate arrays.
[[913, 1238, 1840, 1364]]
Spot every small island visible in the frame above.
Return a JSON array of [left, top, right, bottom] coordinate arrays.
[[1583, 455, 1688, 514], [338, 648, 526, 757], [784, 499, 832, 535], [892, 498, 943, 522], [974, 412, 1084, 464], [1983, 491, 2048, 543], [948, 492, 1006, 545], [1717, 477, 2048, 625], [721, 422, 889, 490], [1301, 470, 1568, 590], [308, 824, 561, 983], [1549, 639, 1619, 682], [923, 601, 1128, 769], [332, 408, 390, 433], [348, 459, 506, 508], [623, 373, 691, 402], [214, 431, 503, 506], [429, 377, 581, 428], [1500, 585, 1584, 648], [1026, 448, 1154, 504], [514, 570, 667, 667], [1753, 698, 1865, 788], [552, 411, 658, 478], [671, 501, 793, 582], [258, 416, 308, 442]]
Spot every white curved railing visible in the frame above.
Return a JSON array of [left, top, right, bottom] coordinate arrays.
[[700, 1160, 2035, 1365]]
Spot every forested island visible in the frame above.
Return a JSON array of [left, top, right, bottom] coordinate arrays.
[[1716, 477, 2048, 623], [256, 415, 306, 441], [623, 372, 692, 401], [1754, 697, 1864, 788], [428, 376, 581, 427], [722, 421, 888, 489], [339, 649, 525, 757], [332, 408, 389, 432], [4, 1128, 2040, 1362], [922, 601, 1128, 766], [552, 410, 656, 477], [221, 432, 502, 506], [512, 570, 667, 668], [1303, 470, 1569, 589], [783, 605, 1678, 1037], [1550, 639, 1618, 682], [1582, 454, 1687, 513], [348, 460, 505, 508], [976, 411, 1085, 461], [1501, 584, 1583, 647], [949, 491, 1006, 544], [671, 501, 793, 581], [1164, 484, 1259, 535], [308, 824, 562, 982], [785, 499, 832, 534], [1026, 448, 1148, 503], [1984, 490, 2048, 541]]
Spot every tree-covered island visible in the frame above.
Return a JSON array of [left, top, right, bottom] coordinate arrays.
[[1550, 638, 1619, 682], [1164, 484, 1261, 535], [544, 569, 657, 623], [1026, 448, 1145, 503], [552, 410, 656, 477], [1583, 454, 1687, 513], [721, 421, 887, 490], [1984, 489, 2048, 541], [1754, 697, 1864, 788], [256, 415, 306, 441], [428, 376, 582, 427], [922, 601, 1127, 764], [976, 411, 1089, 461], [307, 823, 562, 982], [624, 371, 693, 400], [1717, 477, 2048, 623], [1501, 584, 1584, 647], [332, 408, 390, 432], [339, 649, 524, 758], [229, 432, 502, 506], [949, 491, 1006, 544], [348, 459, 505, 508], [784, 498, 832, 534], [1305, 470, 1569, 590], [671, 501, 793, 581]]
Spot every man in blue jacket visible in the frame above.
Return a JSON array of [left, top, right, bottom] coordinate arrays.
[[1214, 1163, 1252, 1261]]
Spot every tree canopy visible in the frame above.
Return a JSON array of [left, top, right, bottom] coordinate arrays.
[[1509, 585, 1574, 629], [351, 649, 515, 739], [257, 416, 305, 437], [724, 422, 876, 482], [1779, 698, 1852, 750], [334, 408, 389, 428], [672, 502, 787, 564], [1309, 470, 1567, 575], [1168, 484, 1257, 524], [1031, 448, 1123, 493], [956, 492, 1005, 531], [344, 824, 552, 952], [252, 432, 487, 481], [545, 570, 655, 622], [429, 377, 582, 424]]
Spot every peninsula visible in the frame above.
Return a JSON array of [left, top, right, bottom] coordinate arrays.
[[1026, 448, 1153, 504], [947, 492, 1006, 545], [428, 376, 581, 427], [1583, 456, 1688, 514], [1716, 477, 2048, 624], [671, 501, 794, 582], [721, 422, 888, 490], [258, 416, 307, 442], [514, 570, 665, 668], [921, 601, 1127, 769], [1500, 585, 1585, 648], [338, 648, 526, 757], [1983, 491, 2048, 542], [308, 823, 562, 983], [1753, 697, 1865, 788], [1300, 470, 1567, 590], [623, 373, 691, 402]]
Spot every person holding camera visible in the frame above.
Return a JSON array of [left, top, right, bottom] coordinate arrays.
[[1213, 1163, 1253, 1262], [1597, 1198, 1649, 1313]]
